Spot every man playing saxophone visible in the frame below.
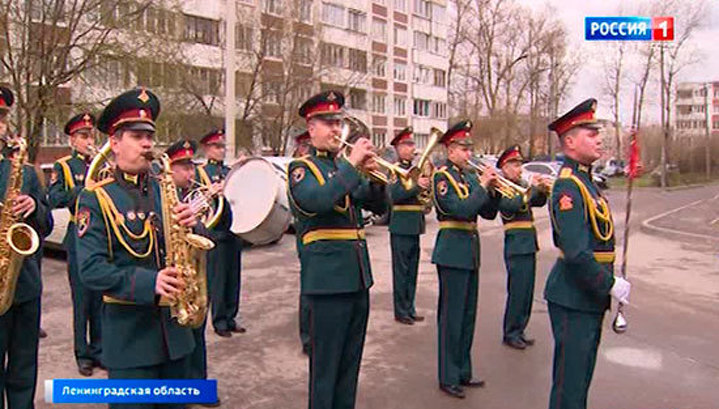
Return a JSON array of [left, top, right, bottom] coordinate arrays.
[[0, 86, 53, 409], [288, 90, 386, 409], [48, 112, 103, 376], [388, 127, 429, 326], [431, 120, 498, 399], [75, 89, 199, 409]]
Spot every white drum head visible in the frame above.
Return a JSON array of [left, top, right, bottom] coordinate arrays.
[[224, 158, 281, 234]]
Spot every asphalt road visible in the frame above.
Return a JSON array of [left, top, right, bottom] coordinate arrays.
[[34, 183, 719, 409]]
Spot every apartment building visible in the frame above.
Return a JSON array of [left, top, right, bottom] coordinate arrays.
[[675, 81, 719, 138], [20, 0, 449, 161]]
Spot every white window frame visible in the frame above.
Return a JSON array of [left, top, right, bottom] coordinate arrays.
[[393, 62, 406, 81], [372, 94, 386, 113]]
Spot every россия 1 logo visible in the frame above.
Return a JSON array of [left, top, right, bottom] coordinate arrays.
[[585, 17, 674, 41]]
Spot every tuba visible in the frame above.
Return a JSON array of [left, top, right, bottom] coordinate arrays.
[[0, 138, 40, 315], [414, 127, 442, 208], [153, 153, 215, 328]]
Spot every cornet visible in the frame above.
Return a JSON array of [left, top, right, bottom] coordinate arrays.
[[466, 158, 529, 199]]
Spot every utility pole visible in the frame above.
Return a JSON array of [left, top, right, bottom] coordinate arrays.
[[705, 82, 712, 180], [659, 45, 667, 188], [225, 0, 237, 158]]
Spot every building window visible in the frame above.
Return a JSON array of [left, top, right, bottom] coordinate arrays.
[[413, 0, 431, 18], [372, 132, 386, 147], [321, 42, 345, 67], [373, 56, 387, 77], [432, 37, 447, 56], [432, 102, 446, 119], [413, 31, 430, 51], [393, 26, 408, 47], [394, 97, 406, 116], [413, 99, 430, 117], [348, 48, 367, 73], [348, 88, 367, 110], [295, 37, 313, 64], [236, 25, 253, 51], [372, 94, 386, 113], [263, 80, 282, 104], [372, 18, 387, 42], [434, 69, 446, 87], [262, 30, 283, 57], [413, 65, 431, 84], [264, 0, 283, 15], [348, 9, 366, 33], [299, 0, 312, 23], [414, 133, 428, 149], [393, 62, 406, 81], [432, 3, 445, 21], [713, 121, 719, 129], [394, 0, 406, 12], [322, 3, 345, 27], [183, 14, 220, 45]]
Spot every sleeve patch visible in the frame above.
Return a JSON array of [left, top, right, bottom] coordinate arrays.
[[76, 208, 91, 237], [558, 194, 573, 211], [291, 166, 306, 184], [437, 180, 448, 196]]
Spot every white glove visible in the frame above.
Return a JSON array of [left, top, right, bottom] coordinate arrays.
[[610, 276, 631, 305]]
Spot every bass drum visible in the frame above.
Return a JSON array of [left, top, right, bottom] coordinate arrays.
[[223, 157, 291, 245]]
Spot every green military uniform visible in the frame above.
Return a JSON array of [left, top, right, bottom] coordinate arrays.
[[545, 99, 617, 409], [496, 146, 547, 347], [0, 153, 53, 409], [389, 159, 425, 322], [75, 89, 193, 409], [289, 90, 387, 409], [196, 132, 243, 336], [48, 114, 103, 372], [431, 120, 498, 395]]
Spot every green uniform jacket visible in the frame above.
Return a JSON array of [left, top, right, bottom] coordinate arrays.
[[498, 185, 547, 256], [288, 149, 387, 295], [47, 151, 89, 243], [196, 160, 233, 242], [75, 172, 194, 369], [544, 158, 615, 312], [389, 159, 425, 235], [431, 160, 499, 270], [0, 158, 53, 304]]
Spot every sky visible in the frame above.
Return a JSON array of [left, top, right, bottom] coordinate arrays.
[[516, 0, 719, 125]]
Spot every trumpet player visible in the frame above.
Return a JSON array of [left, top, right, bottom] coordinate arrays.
[[431, 120, 499, 399], [388, 127, 428, 325], [495, 145, 550, 350], [287, 91, 386, 409], [0, 87, 53, 409], [48, 112, 104, 376], [545, 99, 630, 409], [197, 129, 245, 337], [75, 89, 198, 408]]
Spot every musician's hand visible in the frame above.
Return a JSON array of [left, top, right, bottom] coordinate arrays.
[[173, 203, 197, 228], [362, 157, 380, 172], [347, 138, 374, 167], [540, 176, 553, 192], [0, 121, 7, 138], [12, 194, 36, 218], [479, 167, 498, 189], [209, 182, 224, 196], [155, 267, 184, 298], [610, 276, 631, 305], [418, 176, 430, 189]]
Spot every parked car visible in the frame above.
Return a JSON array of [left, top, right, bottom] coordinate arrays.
[[600, 158, 625, 177], [39, 164, 70, 250], [522, 161, 608, 189]]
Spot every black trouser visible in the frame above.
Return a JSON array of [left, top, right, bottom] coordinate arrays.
[[502, 253, 536, 341], [390, 234, 420, 320], [108, 354, 191, 409], [0, 297, 40, 409]]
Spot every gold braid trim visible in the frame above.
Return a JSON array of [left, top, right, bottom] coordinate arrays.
[[94, 187, 155, 258], [559, 173, 614, 242]]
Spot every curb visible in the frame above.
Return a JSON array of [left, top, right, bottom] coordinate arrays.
[[640, 195, 719, 244]]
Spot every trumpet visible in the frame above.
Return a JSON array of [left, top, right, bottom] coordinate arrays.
[[466, 158, 529, 199], [338, 116, 418, 185]]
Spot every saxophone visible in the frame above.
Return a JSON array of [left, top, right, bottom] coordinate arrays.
[[0, 138, 40, 315], [155, 153, 215, 328]]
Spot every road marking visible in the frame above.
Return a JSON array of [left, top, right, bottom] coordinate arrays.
[[603, 347, 663, 370], [641, 194, 719, 242]]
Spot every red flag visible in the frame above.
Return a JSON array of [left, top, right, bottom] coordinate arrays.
[[628, 127, 643, 179]]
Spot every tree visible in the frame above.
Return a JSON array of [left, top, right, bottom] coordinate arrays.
[[0, 0, 177, 160], [601, 42, 626, 159]]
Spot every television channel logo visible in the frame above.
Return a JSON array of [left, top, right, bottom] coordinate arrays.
[[585, 17, 674, 41]]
